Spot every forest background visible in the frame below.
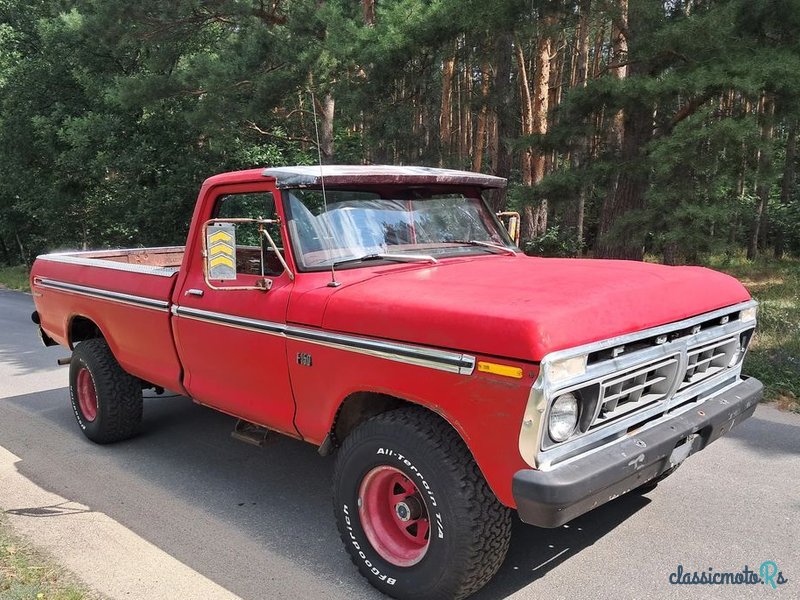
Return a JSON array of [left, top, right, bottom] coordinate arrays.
[[0, 0, 797, 406]]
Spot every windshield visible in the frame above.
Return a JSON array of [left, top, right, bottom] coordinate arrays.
[[283, 188, 516, 270]]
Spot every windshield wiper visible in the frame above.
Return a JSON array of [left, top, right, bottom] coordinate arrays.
[[449, 240, 517, 256], [331, 253, 439, 269]]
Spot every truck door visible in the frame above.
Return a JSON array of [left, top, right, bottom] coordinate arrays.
[[172, 181, 298, 437]]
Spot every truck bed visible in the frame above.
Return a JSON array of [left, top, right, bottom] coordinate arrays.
[[38, 247, 185, 274], [31, 247, 186, 393]]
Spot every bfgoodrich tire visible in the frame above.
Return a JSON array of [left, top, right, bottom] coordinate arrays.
[[333, 407, 512, 600], [69, 338, 143, 444]]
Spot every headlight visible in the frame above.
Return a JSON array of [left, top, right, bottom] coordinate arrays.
[[549, 393, 580, 442]]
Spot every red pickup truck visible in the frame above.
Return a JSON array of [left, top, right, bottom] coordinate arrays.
[[30, 165, 762, 599]]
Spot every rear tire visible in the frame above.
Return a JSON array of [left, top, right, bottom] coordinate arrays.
[[69, 339, 143, 444], [333, 407, 511, 600]]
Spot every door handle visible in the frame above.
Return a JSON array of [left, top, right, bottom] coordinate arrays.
[[185, 288, 204, 297]]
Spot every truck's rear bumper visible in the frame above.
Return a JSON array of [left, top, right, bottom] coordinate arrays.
[[512, 376, 763, 528]]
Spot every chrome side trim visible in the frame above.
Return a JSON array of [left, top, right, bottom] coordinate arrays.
[[37, 248, 181, 277], [175, 306, 285, 336], [34, 278, 170, 312], [173, 305, 475, 375], [519, 300, 757, 469], [288, 324, 474, 374]]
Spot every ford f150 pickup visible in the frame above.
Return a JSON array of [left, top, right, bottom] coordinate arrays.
[[30, 165, 762, 599]]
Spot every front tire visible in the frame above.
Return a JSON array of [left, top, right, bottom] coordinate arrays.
[[69, 339, 143, 444], [333, 407, 511, 600]]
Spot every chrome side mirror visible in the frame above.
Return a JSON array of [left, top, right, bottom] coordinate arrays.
[[496, 211, 521, 246]]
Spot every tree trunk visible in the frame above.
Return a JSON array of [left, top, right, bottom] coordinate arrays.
[[0, 237, 9, 266], [440, 50, 456, 162], [775, 120, 797, 259], [591, 24, 605, 79], [748, 95, 775, 261], [472, 59, 491, 172], [572, 0, 591, 249], [607, 0, 628, 151], [15, 233, 28, 268], [487, 31, 515, 212], [317, 92, 335, 161], [596, 0, 654, 261], [529, 23, 553, 238], [515, 38, 534, 188], [362, 0, 375, 26], [730, 143, 747, 245], [460, 51, 472, 163], [517, 18, 554, 242]]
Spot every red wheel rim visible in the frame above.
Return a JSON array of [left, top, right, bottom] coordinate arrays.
[[358, 465, 431, 567], [76, 368, 98, 422]]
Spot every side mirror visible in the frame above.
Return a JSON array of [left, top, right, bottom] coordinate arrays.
[[206, 223, 237, 281], [202, 218, 293, 291], [496, 211, 521, 246]]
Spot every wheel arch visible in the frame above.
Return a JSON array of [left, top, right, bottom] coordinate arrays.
[[320, 386, 523, 509], [67, 313, 106, 349], [324, 391, 480, 475]]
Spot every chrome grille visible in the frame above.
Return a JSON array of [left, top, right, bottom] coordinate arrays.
[[530, 301, 757, 468], [679, 335, 740, 392], [591, 356, 679, 428]]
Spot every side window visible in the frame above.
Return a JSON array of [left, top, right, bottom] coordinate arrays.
[[213, 192, 285, 278]]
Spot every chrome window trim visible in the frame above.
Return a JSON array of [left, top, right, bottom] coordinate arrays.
[[34, 278, 170, 312], [519, 300, 757, 469], [173, 305, 476, 375], [37, 249, 182, 278]]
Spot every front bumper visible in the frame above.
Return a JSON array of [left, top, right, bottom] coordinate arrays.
[[513, 376, 763, 528]]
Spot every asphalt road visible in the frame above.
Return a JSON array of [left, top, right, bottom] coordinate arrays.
[[1, 287, 798, 599]]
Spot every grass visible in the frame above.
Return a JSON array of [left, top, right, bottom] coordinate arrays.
[[0, 518, 95, 600], [706, 254, 800, 413], [0, 265, 30, 292]]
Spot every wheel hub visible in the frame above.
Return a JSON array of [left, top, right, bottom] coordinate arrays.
[[394, 495, 422, 522], [76, 367, 98, 422], [394, 501, 411, 522], [359, 465, 431, 567]]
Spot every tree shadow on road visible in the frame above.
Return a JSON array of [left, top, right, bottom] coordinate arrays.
[[475, 494, 649, 599], [0, 290, 65, 377], [725, 411, 800, 457]]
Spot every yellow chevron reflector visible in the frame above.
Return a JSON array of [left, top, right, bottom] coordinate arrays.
[[209, 230, 233, 244], [477, 361, 524, 379], [209, 255, 235, 269]]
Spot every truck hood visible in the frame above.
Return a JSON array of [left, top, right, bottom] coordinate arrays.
[[321, 255, 751, 362]]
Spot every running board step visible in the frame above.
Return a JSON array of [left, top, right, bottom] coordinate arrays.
[[231, 419, 272, 447]]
